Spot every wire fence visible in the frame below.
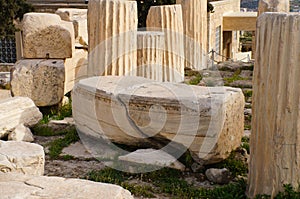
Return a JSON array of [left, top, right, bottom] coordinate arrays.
[[0, 37, 17, 63]]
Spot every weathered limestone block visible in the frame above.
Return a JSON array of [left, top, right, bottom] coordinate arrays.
[[22, 13, 75, 59], [177, 0, 207, 70], [137, 31, 164, 82], [8, 124, 34, 142], [11, 59, 65, 107], [258, 0, 290, 15], [0, 97, 42, 138], [64, 49, 88, 94], [88, 0, 137, 76], [147, 5, 185, 82], [0, 141, 44, 175], [0, 173, 134, 199], [56, 8, 88, 45], [72, 76, 244, 164], [248, 13, 300, 198]]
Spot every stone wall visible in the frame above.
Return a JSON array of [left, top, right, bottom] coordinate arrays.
[[208, 0, 240, 62]]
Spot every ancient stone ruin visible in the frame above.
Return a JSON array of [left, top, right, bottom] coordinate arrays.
[[248, 12, 300, 198], [11, 12, 88, 107]]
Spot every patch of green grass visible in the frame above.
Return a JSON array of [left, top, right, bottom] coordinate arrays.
[[185, 70, 203, 85], [31, 125, 71, 137], [243, 90, 253, 98], [224, 70, 246, 85], [255, 184, 300, 199], [244, 124, 251, 130], [87, 167, 248, 199], [47, 127, 79, 159], [39, 98, 73, 124], [189, 74, 202, 85], [241, 137, 250, 154], [121, 183, 155, 198], [210, 151, 248, 178]]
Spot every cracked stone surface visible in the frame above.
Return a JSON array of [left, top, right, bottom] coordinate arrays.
[[0, 173, 134, 199], [0, 141, 44, 175]]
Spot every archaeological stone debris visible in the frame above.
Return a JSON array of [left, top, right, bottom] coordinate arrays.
[[0, 97, 42, 139], [22, 13, 75, 59], [72, 76, 244, 165], [248, 13, 300, 198], [0, 173, 134, 199]]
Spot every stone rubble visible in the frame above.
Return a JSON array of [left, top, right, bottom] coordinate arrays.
[[72, 76, 244, 165], [22, 13, 75, 59], [0, 173, 134, 199], [8, 124, 34, 142], [11, 59, 65, 107], [0, 141, 45, 175], [0, 97, 42, 138]]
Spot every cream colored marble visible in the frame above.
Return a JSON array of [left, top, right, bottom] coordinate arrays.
[[0, 173, 134, 199], [248, 13, 300, 198], [56, 8, 88, 45], [137, 31, 164, 82], [64, 49, 88, 94], [72, 76, 244, 164], [177, 0, 207, 70], [11, 59, 65, 107], [0, 141, 44, 175], [258, 0, 290, 15], [0, 97, 42, 138], [22, 13, 75, 59], [147, 5, 185, 82], [88, 0, 137, 77]]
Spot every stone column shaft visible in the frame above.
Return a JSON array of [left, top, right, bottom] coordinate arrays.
[[177, 0, 207, 70], [248, 13, 300, 198], [88, 0, 137, 76], [146, 5, 185, 83], [137, 31, 164, 82]]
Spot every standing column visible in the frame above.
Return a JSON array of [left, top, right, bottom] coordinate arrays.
[[253, 0, 290, 58], [177, 0, 207, 70], [137, 31, 164, 82], [88, 0, 138, 76], [248, 13, 300, 198], [146, 5, 185, 83], [258, 0, 290, 15]]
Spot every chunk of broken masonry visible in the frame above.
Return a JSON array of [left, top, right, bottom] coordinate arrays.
[[72, 76, 244, 164], [22, 13, 75, 59], [0, 97, 42, 138]]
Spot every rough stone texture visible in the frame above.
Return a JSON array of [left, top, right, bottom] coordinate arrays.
[[118, 149, 185, 171], [11, 59, 65, 107], [205, 168, 231, 184], [8, 124, 34, 142], [88, 0, 137, 76], [258, 0, 290, 15], [177, 0, 207, 70], [0, 141, 44, 175], [0, 72, 10, 88], [72, 76, 244, 164], [64, 49, 88, 93], [22, 13, 75, 59], [0, 173, 134, 199], [61, 141, 93, 159], [147, 5, 185, 83], [137, 31, 164, 82], [0, 97, 42, 138], [0, 89, 11, 101], [248, 13, 300, 198], [55, 8, 88, 45]]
